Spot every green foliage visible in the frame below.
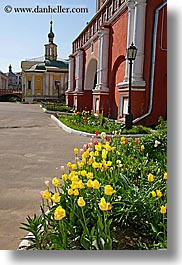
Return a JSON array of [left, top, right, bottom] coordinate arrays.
[[121, 125, 151, 134], [58, 110, 151, 135], [43, 102, 72, 113], [140, 118, 167, 162], [20, 123, 167, 250]]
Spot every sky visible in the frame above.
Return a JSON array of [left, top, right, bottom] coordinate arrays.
[[0, 0, 96, 73]]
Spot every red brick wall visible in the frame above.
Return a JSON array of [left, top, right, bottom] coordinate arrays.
[[85, 40, 99, 70], [141, 0, 167, 125], [108, 10, 128, 118], [98, 0, 107, 9]]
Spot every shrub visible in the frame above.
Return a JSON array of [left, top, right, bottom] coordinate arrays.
[[140, 118, 167, 162], [43, 103, 72, 113]]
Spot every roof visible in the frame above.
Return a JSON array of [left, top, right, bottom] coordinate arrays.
[[0, 71, 8, 78], [8, 72, 16, 77], [45, 60, 69, 70], [25, 59, 69, 73]]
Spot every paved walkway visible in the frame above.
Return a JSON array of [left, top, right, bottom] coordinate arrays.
[[0, 102, 87, 249]]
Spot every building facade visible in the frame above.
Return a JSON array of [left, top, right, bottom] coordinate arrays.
[[0, 71, 8, 90], [7, 65, 22, 90], [66, 0, 167, 125], [21, 21, 69, 102]]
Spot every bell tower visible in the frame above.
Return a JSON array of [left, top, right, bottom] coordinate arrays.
[[44, 20, 58, 61]]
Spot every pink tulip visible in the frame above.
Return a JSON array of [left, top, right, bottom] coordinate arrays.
[[44, 181, 50, 187], [80, 149, 84, 155], [88, 142, 93, 148]]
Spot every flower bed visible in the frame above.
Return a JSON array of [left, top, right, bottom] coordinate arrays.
[[58, 110, 152, 135], [20, 122, 167, 250], [41, 102, 72, 113]]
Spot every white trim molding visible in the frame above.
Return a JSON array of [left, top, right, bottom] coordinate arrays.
[[75, 50, 84, 92], [124, 0, 135, 82], [133, 0, 147, 83], [124, 0, 146, 84], [119, 93, 128, 117], [117, 79, 146, 89], [95, 26, 110, 92], [68, 55, 75, 92]]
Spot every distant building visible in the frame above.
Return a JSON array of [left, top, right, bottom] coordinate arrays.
[[7, 65, 16, 89], [21, 21, 69, 102], [66, 0, 167, 126], [0, 71, 8, 90], [6, 65, 22, 91], [15, 72, 22, 91]]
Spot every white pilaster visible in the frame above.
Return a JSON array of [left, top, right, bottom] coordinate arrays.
[[61, 73, 64, 94], [96, 0, 100, 11], [95, 26, 110, 92], [68, 55, 74, 92], [75, 49, 84, 92], [124, 0, 135, 82], [24, 75, 27, 97], [43, 74, 45, 96], [50, 74, 53, 96], [132, 0, 147, 84], [45, 74, 49, 95], [32, 74, 35, 95]]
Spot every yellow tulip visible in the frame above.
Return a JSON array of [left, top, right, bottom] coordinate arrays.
[[62, 174, 68, 181], [140, 145, 145, 151], [67, 162, 72, 168], [87, 179, 93, 188], [160, 205, 167, 214], [156, 190, 162, 197], [148, 173, 154, 182], [86, 172, 94, 179], [52, 177, 61, 187], [81, 170, 87, 177], [73, 189, 79, 196], [68, 189, 74, 196], [74, 148, 78, 155], [41, 190, 51, 201], [54, 206, 66, 220], [92, 179, 101, 189], [78, 180, 84, 189], [77, 197, 86, 207], [104, 185, 116, 196], [51, 192, 61, 203], [163, 172, 167, 180], [98, 197, 112, 211], [71, 164, 77, 171], [151, 191, 156, 197]]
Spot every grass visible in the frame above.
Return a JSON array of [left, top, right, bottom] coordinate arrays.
[[58, 114, 152, 135]]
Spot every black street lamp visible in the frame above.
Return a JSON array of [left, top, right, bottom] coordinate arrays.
[[125, 42, 137, 130]]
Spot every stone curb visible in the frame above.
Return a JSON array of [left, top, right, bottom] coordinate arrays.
[[41, 105, 151, 139], [51, 115, 101, 138], [42, 107, 72, 116]]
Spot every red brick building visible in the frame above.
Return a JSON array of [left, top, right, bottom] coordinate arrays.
[[0, 71, 8, 90], [66, 0, 167, 125]]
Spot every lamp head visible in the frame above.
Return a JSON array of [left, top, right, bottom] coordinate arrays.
[[126, 42, 137, 60]]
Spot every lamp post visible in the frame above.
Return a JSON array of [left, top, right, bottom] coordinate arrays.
[[125, 42, 137, 130]]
